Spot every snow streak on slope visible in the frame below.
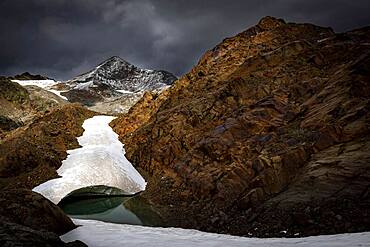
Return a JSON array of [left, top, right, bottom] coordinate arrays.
[[62, 219, 370, 247], [33, 116, 146, 204], [11, 79, 68, 100]]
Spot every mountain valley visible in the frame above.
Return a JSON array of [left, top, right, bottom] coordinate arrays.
[[0, 16, 369, 246]]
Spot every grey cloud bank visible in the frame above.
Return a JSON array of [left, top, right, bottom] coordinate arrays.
[[1, 0, 369, 80]]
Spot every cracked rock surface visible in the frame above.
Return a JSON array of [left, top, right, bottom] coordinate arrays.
[[111, 17, 370, 237]]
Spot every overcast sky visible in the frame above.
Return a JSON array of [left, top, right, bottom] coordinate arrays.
[[1, 0, 369, 80]]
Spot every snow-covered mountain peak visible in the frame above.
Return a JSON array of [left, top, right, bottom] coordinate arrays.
[[65, 56, 177, 92], [95, 56, 132, 71], [59, 56, 177, 108]]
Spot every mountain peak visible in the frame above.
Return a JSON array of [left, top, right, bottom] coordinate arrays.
[[105, 56, 125, 62], [97, 56, 131, 68], [257, 16, 286, 30], [62, 56, 177, 105]]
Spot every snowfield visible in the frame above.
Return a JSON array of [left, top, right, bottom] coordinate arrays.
[[11, 79, 58, 88], [62, 219, 370, 247], [33, 116, 146, 204], [11, 79, 68, 100]]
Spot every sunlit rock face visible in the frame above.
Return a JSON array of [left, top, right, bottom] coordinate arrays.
[[110, 17, 370, 236], [33, 116, 146, 204]]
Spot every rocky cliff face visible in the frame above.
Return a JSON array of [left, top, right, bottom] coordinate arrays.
[[111, 17, 370, 236], [60, 56, 177, 107]]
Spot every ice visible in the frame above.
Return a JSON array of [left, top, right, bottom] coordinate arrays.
[[47, 89, 68, 100], [74, 80, 94, 90], [116, 89, 135, 94], [11, 79, 68, 100], [61, 219, 370, 247], [33, 116, 146, 204]]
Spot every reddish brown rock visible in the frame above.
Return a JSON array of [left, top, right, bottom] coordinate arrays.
[[112, 17, 370, 236]]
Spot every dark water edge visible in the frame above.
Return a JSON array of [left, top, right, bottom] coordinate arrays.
[[58, 194, 163, 226]]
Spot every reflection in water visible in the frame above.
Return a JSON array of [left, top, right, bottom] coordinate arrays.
[[59, 195, 163, 226]]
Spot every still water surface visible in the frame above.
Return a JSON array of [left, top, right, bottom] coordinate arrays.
[[59, 194, 163, 226]]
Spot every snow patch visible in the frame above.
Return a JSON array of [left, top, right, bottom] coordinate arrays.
[[47, 89, 68, 100], [62, 219, 370, 247], [116, 89, 135, 94], [74, 80, 94, 90], [12, 79, 58, 88], [33, 116, 146, 204]]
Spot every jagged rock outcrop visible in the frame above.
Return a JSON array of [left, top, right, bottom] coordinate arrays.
[[111, 17, 370, 236]]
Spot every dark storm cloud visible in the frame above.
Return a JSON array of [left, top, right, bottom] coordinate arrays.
[[1, 0, 369, 80]]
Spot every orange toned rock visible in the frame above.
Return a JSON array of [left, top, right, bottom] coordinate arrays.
[[112, 17, 370, 236]]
